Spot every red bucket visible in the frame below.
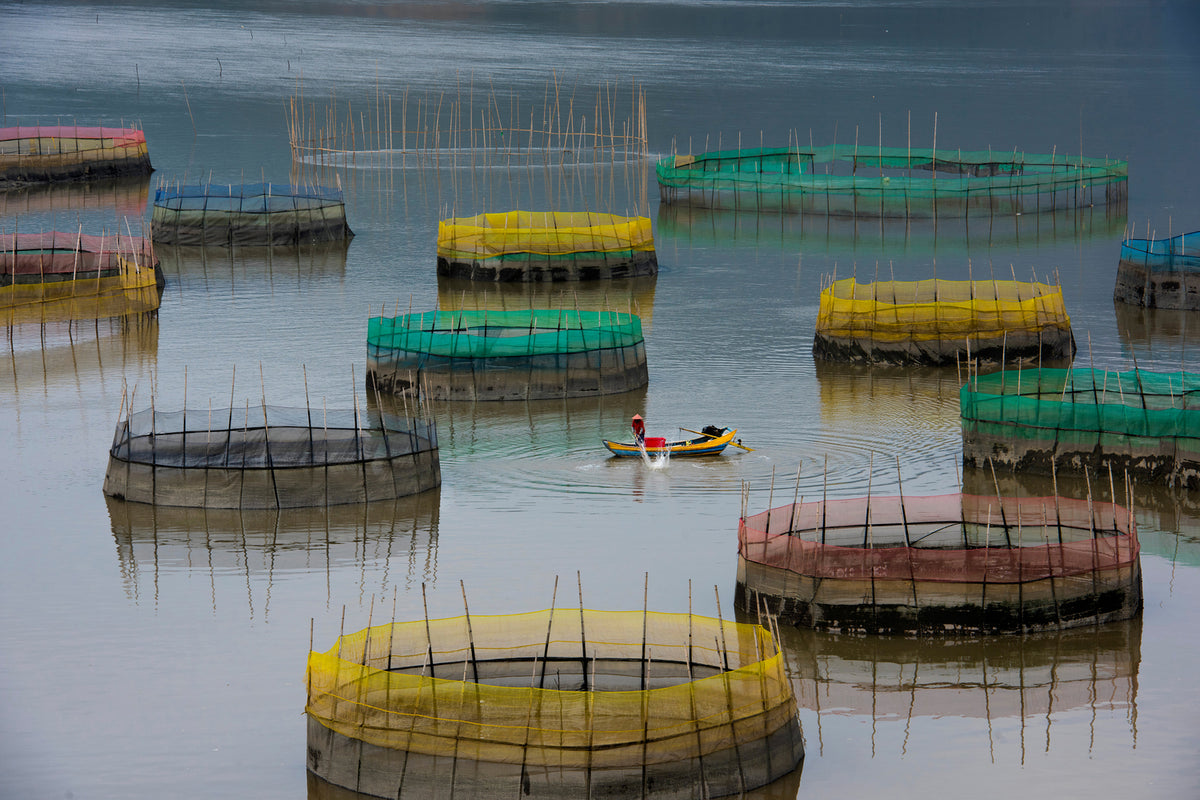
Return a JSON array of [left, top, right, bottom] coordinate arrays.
[[644, 437, 667, 449]]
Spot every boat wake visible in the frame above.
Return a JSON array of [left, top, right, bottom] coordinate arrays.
[[638, 442, 671, 470]]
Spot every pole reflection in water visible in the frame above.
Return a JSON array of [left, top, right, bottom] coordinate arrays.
[[155, 240, 351, 295], [106, 490, 441, 616], [436, 272, 658, 331], [0, 172, 151, 219], [814, 361, 962, 491], [962, 465, 1200, 571], [3, 313, 158, 395], [775, 618, 1140, 764], [1114, 300, 1193, 362], [305, 749, 804, 800], [655, 202, 1127, 261]]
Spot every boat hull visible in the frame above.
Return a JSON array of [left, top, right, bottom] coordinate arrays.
[[603, 428, 737, 457]]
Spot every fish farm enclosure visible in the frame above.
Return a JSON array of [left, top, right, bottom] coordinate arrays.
[[306, 610, 804, 799], [1114, 231, 1200, 310], [655, 145, 1128, 218], [367, 309, 649, 401], [436, 211, 657, 282], [812, 277, 1075, 365], [102, 404, 440, 508], [151, 183, 352, 246], [961, 368, 1200, 487], [1, 231, 161, 325], [737, 492, 1142, 634], [0, 124, 152, 186]]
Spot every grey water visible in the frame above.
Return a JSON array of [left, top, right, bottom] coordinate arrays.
[[1, 1, 1199, 798]]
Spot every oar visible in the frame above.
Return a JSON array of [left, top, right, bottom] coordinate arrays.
[[680, 427, 755, 452]]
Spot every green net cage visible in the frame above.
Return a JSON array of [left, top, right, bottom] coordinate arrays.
[[656, 145, 1128, 219], [960, 367, 1200, 487], [367, 309, 648, 401]]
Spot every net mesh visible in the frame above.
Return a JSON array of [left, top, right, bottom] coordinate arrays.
[[103, 405, 440, 508], [1114, 232, 1200, 310], [151, 183, 352, 246], [367, 310, 648, 400], [813, 277, 1073, 364], [0, 125, 151, 184], [306, 610, 800, 771], [960, 367, 1200, 486], [739, 493, 1137, 583], [738, 492, 1142, 633], [437, 211, 657, 282], [2, 232, 160, 324], [656, 146, 1128, 217]]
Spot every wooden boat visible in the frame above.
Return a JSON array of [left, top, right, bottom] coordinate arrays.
[[603, 426, 738, 457]]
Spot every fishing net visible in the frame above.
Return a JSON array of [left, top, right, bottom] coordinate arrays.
[[961, 367, 1200, 487], [737, 492, 1142, 634], [437, 211, 657, 282], [656, 146, 1128, 217], [102, 405, 440, 508], [306, 609, 804, 799], [151, 183, 353, 246], [1114, 231, 1200, 309], [2, 232, 160, 325], [813, 277, 1074, 365], [367, 309, 648, 400], [0, 125, 151, 185]]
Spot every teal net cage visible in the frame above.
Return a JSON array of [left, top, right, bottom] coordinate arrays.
[[367, 309, 648, 401], [151, 182, 353, 246], [961, 367, 1200, 488], [1114, 231, 1200, 310], [656, 145, 1128, 219]]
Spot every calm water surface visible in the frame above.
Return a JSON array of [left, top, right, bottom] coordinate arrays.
[[2, 2, 1199, 798]]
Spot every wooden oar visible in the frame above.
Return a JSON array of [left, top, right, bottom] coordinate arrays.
[[680, 427, 755, 452]]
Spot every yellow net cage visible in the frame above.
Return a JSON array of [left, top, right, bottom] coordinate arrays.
[[813, 277, 1074, 365], [1, 232, 161, 325], [436, 211, 657, 282], [306, 609, 803, 797]]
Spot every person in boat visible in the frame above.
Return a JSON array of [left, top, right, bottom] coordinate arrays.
[[631, 414, 646, 446]]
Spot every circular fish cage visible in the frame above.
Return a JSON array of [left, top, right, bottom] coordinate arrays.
[[150, 183, 353, 246], [1114, 231, 1200, 310], [655, 146, 1128, 218], [960, 367, 1200, 488], [305, 609, 804, 799], [436, 211, 658, 282], [102, 404, 439, 509], [0, 124, 152, 186], [737, 492, 1142, 634], [813, 277, 1075, 366], [366, 309, 648, 401], [2, 231, 161, 326]]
